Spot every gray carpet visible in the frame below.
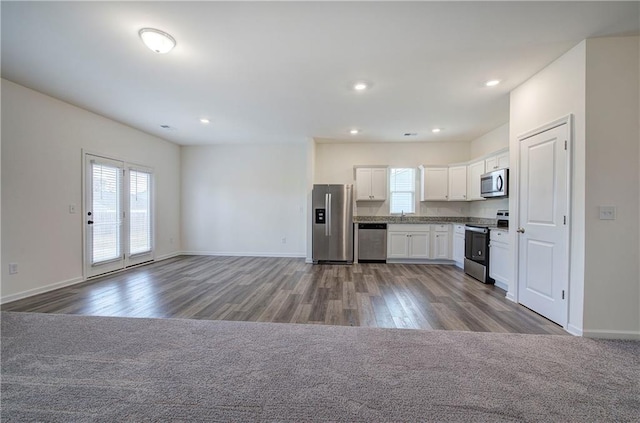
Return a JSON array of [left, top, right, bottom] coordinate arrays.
[[1, 312, 638, 422]]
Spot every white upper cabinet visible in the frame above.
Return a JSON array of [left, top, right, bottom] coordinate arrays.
[[466, 160, 485, 201], [485, 149, 510, 171], [420, 166, 448, 201], [355, 167, 387, 201], [448, 165, 467, 201]]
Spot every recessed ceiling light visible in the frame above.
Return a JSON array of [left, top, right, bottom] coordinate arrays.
[[485, 79, 501, 87], [350, 129, 360, 135], [432, 128, 442, 133], [200, 118, 210, 124], [139, 28, 176, 54], [353, 82, 368, 91]]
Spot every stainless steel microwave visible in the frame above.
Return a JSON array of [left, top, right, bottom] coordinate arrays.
[[481, 168, 508, 198]]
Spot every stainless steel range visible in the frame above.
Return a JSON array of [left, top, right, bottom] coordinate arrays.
[[464, 210, 509, 283]]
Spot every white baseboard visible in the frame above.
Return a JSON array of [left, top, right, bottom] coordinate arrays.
[[181, 251, 306, 258], [494, 280, 508, 291], [567, 324, 583, 337], [386, 259, 456, 265], [1, 276, 85, 305], [505, 291, 516, 302], [155, 251, 183, 261], [1, 252, 185, 305], [582, 329, 640, 340]]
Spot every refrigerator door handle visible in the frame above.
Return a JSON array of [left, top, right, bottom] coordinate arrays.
[[325, 193, 332, 236]]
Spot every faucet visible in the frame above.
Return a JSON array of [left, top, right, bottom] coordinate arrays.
[[400, 210, 405, 221]]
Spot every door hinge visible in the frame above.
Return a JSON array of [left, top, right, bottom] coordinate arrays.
[[563, 215, 566, 225], [562, 290, 565, 300], [564, 140, 567, 150]]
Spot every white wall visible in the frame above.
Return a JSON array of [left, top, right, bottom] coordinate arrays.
[[314, 141, 471, 216], [470, 123, 509, 158], [306, 139, 316, 261], [510, 41, 587, 334], [468, 123, 510, 218], [510, 37, 640, 339], [583, 36, 639, 337], [181, 143, 307, 257], [1, 79, 182, 302], [509, 42, 586, 333]]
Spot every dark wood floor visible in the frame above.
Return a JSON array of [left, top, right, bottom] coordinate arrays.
[[2, 256, 567, 335]]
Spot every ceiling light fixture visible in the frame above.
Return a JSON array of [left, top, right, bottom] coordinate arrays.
[[139, 28, 176, 54], [353, 82, 368, 91], [350, 129, 360, 135], [432, 128, 442, 133], [485, 79, 501, 87], [200, 118, 210, 124]]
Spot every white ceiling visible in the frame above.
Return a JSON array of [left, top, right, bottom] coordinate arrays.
[[2, 2, 638, 146]]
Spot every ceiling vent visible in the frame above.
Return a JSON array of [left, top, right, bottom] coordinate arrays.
[[404, 133, 418, 136]]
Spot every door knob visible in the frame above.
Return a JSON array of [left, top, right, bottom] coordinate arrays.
[[517, 227, 525, 233]]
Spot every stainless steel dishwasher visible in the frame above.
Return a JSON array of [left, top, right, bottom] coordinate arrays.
[[358, 223, 387, 263]]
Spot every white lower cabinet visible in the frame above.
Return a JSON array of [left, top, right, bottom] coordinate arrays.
[[431, 224, 451, 260], [453, 224, 465, 268], [387, 224, 452, 261], [489, 230, 510, 290], [387, 224, 430, 259]]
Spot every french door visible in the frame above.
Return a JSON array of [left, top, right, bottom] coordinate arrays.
[[84, 153, 154, 278]]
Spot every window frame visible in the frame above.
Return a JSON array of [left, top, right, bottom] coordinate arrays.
[[389, 167, 417, 215]]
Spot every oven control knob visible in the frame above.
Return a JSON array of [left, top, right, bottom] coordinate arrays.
[[517, 227, 525, 233]]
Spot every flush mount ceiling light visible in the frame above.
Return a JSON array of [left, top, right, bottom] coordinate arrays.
[[200, 118, 210, 124], [485, 79, 501, 87], [349, 129, 360, 135], [353, 82, 369, 91], [432, 128, 442, 133], [139, 28, 176, 54]]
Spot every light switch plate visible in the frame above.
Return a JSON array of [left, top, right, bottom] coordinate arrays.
[[598, 206, 616, 220]]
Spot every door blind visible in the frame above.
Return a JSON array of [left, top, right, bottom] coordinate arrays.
[[129, 169, 152, 255], [91, 162, 122, 263], [389, 168, 416, 214]]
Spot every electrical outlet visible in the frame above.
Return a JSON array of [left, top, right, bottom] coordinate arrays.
[[8, 263, 18, 275], [599, 206, 616, 220]]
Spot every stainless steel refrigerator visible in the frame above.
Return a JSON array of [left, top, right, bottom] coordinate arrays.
[[312, 184, 354, 264]]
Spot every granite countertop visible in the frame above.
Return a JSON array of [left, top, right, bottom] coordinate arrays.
[[353, 216, 496, 226]]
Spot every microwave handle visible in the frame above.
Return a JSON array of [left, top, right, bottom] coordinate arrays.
[[497, 175, 503, 191]]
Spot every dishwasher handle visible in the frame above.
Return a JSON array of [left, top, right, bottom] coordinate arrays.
[[358, 223, 387, 230]]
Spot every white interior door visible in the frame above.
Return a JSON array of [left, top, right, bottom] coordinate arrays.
[[85, 154, 154, 278], [85, 155, 125, 277], [517, 123, 569, 326]]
